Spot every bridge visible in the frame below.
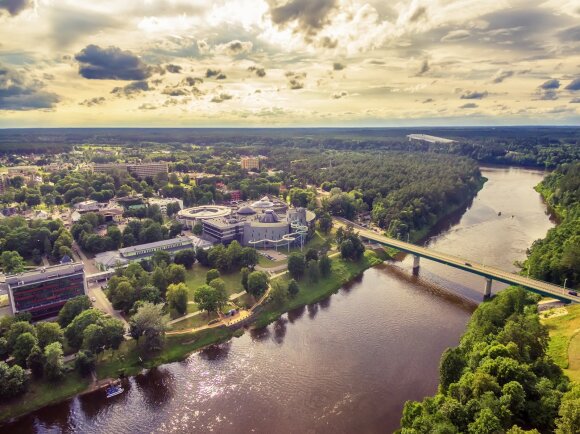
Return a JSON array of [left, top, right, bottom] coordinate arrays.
[[334, 218, 577, 303]]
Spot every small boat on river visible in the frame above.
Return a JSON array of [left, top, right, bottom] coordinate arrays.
[[106, 382, 124, 398]]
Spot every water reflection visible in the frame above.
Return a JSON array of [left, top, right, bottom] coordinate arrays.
[[199, 342, 231, 361], [133, 368, 175, 409], [287, 305, 306, 323], [273, 318, 288, 344]]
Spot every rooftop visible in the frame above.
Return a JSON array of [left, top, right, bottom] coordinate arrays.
[[3, 262, 84, 285]]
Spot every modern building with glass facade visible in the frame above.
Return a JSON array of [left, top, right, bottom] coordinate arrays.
[[2, 263, 87, 321]]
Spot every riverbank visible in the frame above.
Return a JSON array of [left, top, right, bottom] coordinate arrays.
[[543, 304, 580, 383]]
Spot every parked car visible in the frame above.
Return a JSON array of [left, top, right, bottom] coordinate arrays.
[[568, 291, 578, 297], [464, 262, 472, 267]]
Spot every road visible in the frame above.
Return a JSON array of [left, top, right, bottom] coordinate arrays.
[[86, 281, 129, 329], [334, 217, 577, 303]]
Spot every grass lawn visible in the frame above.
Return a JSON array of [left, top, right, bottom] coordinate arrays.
[[0, 371, 90, 423], [184, 264, 243, 298], [96, 327, 233, 379], [254, 249, 385, 327], [168, 311, 218, 331], [543, 304, 580, 383], [257, 255, 286, 268]]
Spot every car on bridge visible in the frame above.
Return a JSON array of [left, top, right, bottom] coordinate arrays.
[[568, 291, 578, 297]]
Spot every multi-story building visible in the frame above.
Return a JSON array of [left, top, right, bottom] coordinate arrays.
[[241, 156, 260, 171], [148, 197, 184, 216], [2, 263, 87, 321], [73, 200, 100, 212], [92, 163, 169, 179]]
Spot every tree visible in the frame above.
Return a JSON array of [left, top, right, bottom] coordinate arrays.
[[129, 302, 167, 353], [58, 295, 91, 327], [169, 221, 183, 238], [226, 240, 243, 268], [269, 281, 288, 305], [196, 248, 210, 266], [439, 347, 466, 392], [247, 271, 269, 298], [111, 281, 137, 312], [167, 283, 189, 315], [209, 277, 226, 294], [240, 247, 259, 269], [12, 332, 38, 366], [287, 279, 300, 297], [82, 324, 104, 356], [27, 345, 44, 378], [318, 212, 333, 234], [194, 284, 227, 315], [43, 342, 64, 381], [206, 268, 221, 284], [0, 250, 25, 274], [319, 254, 331, 277], [152, 250, 171, 267], [36, 322, 64, 349], [555, 384, 580, 434], [6, 321, 36, 351], [241, 267, 250, 290], [164, 263, 185, 284], [65, 309, 104, 350], [151, 266, 168, 296], [288, 252, 306, 280], [75, 350, 96, 377], [192, 222, 203, 235], [468, 408, 502, 434], [306, 259, 320, 282], [0, 362, 27, 399], [305, 248, 319, 262], [101, 318, 125, 351], [174, 249, 196, 269]]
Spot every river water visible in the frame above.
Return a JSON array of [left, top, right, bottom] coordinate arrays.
[[2, 166, 554, 434]]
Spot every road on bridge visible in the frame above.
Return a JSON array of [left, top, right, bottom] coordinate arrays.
[[334, 217, 577, 303]]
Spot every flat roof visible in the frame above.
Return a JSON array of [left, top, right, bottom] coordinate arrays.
[[118, 236, 194, 255], [4, 262, 84, 285]]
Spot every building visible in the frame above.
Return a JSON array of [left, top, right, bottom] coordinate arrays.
[[241, 156, 260, 171], [93, 163, 169, 179], [148, 197, 184, 216], [94, 236, 212, 270], [73, 200, 100, 213], [1, 263, 87, 321], [181, 196, 315, 248]]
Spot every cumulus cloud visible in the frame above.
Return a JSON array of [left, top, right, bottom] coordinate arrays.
[[248, 66, 266, 77], [460, 90, 488, 100], [165, 64, 182, 73], [286, 71, 306, 90], [0, 0, 33, 17], [459, 103, 478, 109], [570, 97, 580, 103], [270, 0, 338, 36], [206, 68, 226, 79], [0, 63, 60, 111], [111, 80, 150, 98], [558, 25, 580, 42], [138, 103, 157, 110], [491, 70, 514, 84], [75, 45, 152, 80], [416, 59, 429, 76], [181, 76, 203, 86], [161, 86, 189, 96], [441, 30, 471, 42], [79, 96, 105, 107], [539, 79, 560, 89], [210, 93, 233, 103], [332, 62, 345, 71], [331, 90, 348, 99], [565, 78, 580, 91], [422, 98, 433, 103], [216, 40, 253, 56]]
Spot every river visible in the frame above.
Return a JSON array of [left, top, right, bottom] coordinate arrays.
[[2, 166, 554, 434]]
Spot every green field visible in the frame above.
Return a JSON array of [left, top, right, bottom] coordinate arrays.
[[184, 264, 244, 298], [543, 304, 580, 383]]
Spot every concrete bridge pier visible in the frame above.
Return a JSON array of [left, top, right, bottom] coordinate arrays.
[[412, 255, 420, 275], [484, 278, 493, 300]]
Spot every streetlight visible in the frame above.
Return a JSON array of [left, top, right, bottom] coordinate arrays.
[[564, 278, 568, 291]]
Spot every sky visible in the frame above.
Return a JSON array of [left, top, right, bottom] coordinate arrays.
[[0, 0, 579, 127]]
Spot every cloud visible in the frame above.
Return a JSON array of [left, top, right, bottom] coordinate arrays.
[[48, 6, 120, 49], [165, 64, 182, 74], [565, 78, 580, 91], [181, 76, 204, 86], [441, 30, 471, 42], [459, 103, 478, 109], [138, 103, 157, 111], [332, 62, 345, 71], [534, 90, 558, 101], [206, 68, 226, 79], [161, 86, 189, 96], [416, 59, 429, 76], [319, 36, 337, 48], [216, 40, 253, 56], [0, 0, 33, 17], [570, 97, 580, 103], [79, 96, 105, 107], [111, 80, 150, 98], [286, 71, 306, 90], [210, 93, 233, 103], [270, 0, 338, 35], [0, 63, 60, 111], [331, 90, 348, 99], [460, 90, 488, 99], [558, 25, 580, 42], [75, 45, 152, 80], [248, 66, 266, 77], [539, 79, 560, 89], [491, 70, 514, 84], [422, 98, 433, 103], [409, 6, 428, 23]]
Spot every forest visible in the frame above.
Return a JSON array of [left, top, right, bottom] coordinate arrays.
[[286, 151, 482, 239], [524, 162, 580, 289]]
